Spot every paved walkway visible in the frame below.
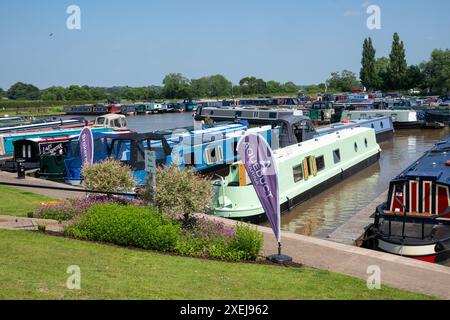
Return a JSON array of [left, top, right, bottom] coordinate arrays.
[[327, 191, 388, 245], [0, 215, 65, 232], [205, 214, 450, 299], [0, 171, 82, 200]]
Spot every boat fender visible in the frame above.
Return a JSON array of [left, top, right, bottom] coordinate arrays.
[[286, 197, 292, 211]]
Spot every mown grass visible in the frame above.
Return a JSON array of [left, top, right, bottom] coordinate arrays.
[[0, 186, 55, 217], [0, 230, 435, 300]]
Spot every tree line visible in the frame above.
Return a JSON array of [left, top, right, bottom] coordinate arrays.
[[360, 33, 450, 94], [0, 75, 302, 102]]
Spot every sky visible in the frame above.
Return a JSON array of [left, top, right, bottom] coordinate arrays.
[[0, 0, 449, 89]]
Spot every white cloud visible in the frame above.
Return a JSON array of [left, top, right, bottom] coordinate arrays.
[[343, 10, 361, 17], [361, 1, 371, 8]]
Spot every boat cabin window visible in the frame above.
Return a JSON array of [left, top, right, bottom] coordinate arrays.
[[205, 145, 223, 165], [333, 149, 341, 164], [364, 138, 368, 148], [354, 142, 358, 152], [293, 164, 303, 182], [96, 117, 105, 125], [316, 155, 325, 172], [380, 121, 384, 129], [269, 112, 277, 119]]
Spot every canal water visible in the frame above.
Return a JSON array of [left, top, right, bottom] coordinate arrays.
[[66, 113, 449, 238]]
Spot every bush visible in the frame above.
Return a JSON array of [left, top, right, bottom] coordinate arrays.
[[82, 159, 136, 194], [65, 204, 181, 252], [155, 165, 213, 220], [228, 223, 264, 261]]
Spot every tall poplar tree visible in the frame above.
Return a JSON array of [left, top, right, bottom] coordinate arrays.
[[360, 37, 377, 90], [387, 32, 408, 90]]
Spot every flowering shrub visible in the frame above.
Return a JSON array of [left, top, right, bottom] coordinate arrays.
[[155, 165, 213, 220], [175, 217, 262, 261], [82, 158, 136, 194], [33, 195, 142, 221]]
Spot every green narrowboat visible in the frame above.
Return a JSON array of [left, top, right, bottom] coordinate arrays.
[[211, 127, 381, 222]]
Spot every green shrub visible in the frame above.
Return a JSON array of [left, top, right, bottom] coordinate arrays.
[[65, 204, 181, 252], [155, 165, 213, 220], [82, 159, 136, 194], [228, 223, 264, 261]]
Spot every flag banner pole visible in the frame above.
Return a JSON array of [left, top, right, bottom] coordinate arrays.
[[237, 134, 292, 264]]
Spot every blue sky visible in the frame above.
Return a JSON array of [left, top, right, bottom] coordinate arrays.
[[0, 0, 449, 89]]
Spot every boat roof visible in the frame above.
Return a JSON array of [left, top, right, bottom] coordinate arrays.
[[96, 114, 126, 119], [273, 127, 374, 161], [396, 136, 450, 185]]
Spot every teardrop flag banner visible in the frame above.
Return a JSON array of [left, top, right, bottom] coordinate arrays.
[[237, 133, 280, 243], [79, 127, 94, 165]]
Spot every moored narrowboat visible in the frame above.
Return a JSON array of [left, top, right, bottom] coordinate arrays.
[[1, 136, 73, 172], [341, 109, 424, 129], [365, 137, 450, 264]]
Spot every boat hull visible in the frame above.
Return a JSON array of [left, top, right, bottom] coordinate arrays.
[[393, 121, 424, 129]]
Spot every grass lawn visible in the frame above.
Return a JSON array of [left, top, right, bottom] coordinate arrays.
[[0, 186, 55, 217], [0, 230, 434, 300]]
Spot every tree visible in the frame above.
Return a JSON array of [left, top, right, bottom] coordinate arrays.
[[191, 75, 232, 98], [422, 49, 450, 94], [387, 32, 408, 90], [327, 70, 360, 92], [405, 65, 426, 90], [282, 82, 299, 94], [238, 77, 267, 95], [360, 37, 377, 90], [7, 82, 41, 100], [65, 85, 92, 101], [162, 73, 192, 99], [0, 87, 4, 98], [374, 57, 390, 90]]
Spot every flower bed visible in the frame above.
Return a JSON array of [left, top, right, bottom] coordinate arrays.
[[60, 203, 263, 262]]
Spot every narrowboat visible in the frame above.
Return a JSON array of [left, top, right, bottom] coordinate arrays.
[[0, 127, 112, 160], [64, 105, 93, 115], [194, 106, 303, 124], [63, 131, 133, 185], [341, 109, 424, 129], [110, 124, 274, 185], [1, 136, 73, 172], [93, 114, 128, 131], [134, 103, 147, 115], [120, 104, 137, 115], [210, 127, 381, 222], [0, 118, 87, 134], [308, 101, 336, 124], [365, 136, 450, 264], [183, 99, 199, 112]]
